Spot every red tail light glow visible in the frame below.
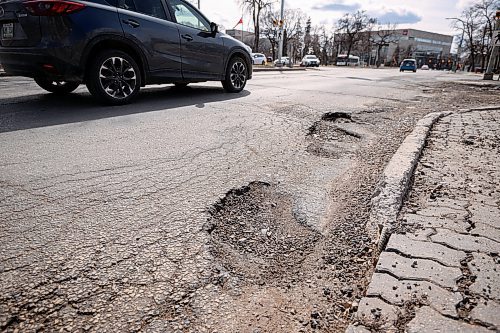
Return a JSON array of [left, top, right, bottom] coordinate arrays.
[[23, 0, 86, 16]]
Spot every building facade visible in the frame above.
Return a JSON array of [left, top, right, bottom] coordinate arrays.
[[337, 28, 454, 68], [385, 29, 454, 68], [225, 29, 255, 48]]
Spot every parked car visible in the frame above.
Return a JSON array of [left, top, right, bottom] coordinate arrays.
[[400, 59, 417, 72], [0, 0, 252, 104], [301, 55, 320, 67], [252, 53, 266, 65], [273, 57, 291, 66], [421, 65, 429, 70]]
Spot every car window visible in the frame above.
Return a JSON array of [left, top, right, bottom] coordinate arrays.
[[168, 0, 210, 31], [122, 0, 167, 20]]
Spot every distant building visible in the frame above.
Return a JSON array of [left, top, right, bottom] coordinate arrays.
[[386, 29, 454, 67], [336, 28, 454, 68], [225, 29, 255, 49]]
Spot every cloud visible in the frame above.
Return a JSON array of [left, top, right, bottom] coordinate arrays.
[[375, 9, 422, 24], [312, 1, 361, 12]]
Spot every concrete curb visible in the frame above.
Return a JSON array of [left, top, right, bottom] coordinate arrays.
[[367, 111, 452, 251]]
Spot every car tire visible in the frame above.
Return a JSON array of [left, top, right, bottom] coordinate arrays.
[[222, 56, 248, 93], [86, 50, 141, 105], [34, 77, 80, 94]]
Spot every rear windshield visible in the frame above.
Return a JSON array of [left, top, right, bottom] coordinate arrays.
[[403, 61, 415, 66]]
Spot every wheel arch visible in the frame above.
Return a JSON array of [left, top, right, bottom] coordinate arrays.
[[81, 36, 149, 86]]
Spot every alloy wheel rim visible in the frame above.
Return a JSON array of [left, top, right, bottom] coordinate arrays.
[[230, 62, 246, 89], [99, 57, 137, 99]]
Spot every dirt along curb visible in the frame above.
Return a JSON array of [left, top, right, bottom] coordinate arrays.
[[366, 111, 452, 250], [253, 66, 307, 72]]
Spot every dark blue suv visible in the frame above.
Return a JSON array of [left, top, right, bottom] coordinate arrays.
[[0, 0, 252, 104]]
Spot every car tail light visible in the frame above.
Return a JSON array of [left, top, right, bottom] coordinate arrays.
[[23, 0, 86, 16]]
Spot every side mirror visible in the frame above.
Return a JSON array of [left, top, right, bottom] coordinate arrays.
[[210, 22, 218, 35]]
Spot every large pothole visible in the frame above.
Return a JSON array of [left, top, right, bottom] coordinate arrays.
[[206, 181, 321, 283], [307, 112, 363, 158]]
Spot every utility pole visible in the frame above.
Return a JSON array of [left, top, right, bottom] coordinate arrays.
[[198, 0, 200, 9], [276, 0, 285, 67], [483, 10, 500, 80]]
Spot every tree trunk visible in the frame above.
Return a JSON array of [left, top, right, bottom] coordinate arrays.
[[346, 36, 353, 65], [376, 45, 382, 68], [254, 7, 261, 52]]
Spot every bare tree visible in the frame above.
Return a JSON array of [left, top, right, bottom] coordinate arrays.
[[336, 11, 375, 60], [239, 0, 275, 52], [261, 8, 306, 60], [369, 23, 398, 67], [451, 7, 483, 72], [473, 0, 500, 70]]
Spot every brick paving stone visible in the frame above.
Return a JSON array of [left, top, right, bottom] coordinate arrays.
[[469, 253, 500, 300], [345, 324, 371, 333], [404, 214, 469, 233], [431, 229, 499, 254], [355, 297, 398, 332], [469, 300, 500, 329], [386, 234, 467, 267], [416, 206, 468, 220], [427, 198, 469, 209], [376, 252, 462, 289], [407, 306, 492, 333], [469, 203, 500, 230], [366, 273, 462, 318], [471, 222, 500, 242]]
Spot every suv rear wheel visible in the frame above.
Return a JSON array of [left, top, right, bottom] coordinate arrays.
[[222, 56, 248, 93], [34, 78, 80, 94], [86, 50, 141, 105]]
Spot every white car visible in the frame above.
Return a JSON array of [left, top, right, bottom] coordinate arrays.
[[252, 53, 267, 65], [421, 65, 429, 70], [273, 57, 291, 66], [301, 55, 320, 67]]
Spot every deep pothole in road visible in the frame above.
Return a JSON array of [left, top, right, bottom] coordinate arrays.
[[206, 181, 321, 284], [307, 112, 363, 158]]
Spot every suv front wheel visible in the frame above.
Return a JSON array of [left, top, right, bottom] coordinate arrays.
[[86, 50, 141, 105], [222, 56, 248, 93]]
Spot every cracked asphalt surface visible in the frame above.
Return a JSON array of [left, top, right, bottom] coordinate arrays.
[[0, 68, 498, 332]]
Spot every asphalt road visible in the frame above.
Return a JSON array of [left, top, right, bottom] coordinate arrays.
[[0, 68, 478, 332]]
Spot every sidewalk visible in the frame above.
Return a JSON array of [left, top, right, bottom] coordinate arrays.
[[349, 110, 500, 332]]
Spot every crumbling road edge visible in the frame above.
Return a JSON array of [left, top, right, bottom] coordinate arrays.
[[366, 111, 451, 251]]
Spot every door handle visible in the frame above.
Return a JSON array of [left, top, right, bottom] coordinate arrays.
[[122, 19, 140, 28], [181, 34, 193, 42]]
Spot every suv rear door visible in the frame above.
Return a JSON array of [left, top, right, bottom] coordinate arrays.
[[166, 0, 225, 80], [117, 0, 182, 79]]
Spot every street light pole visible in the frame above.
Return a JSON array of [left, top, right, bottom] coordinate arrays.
[[277, 0, 285, 67], [198, 0, 200, 9]]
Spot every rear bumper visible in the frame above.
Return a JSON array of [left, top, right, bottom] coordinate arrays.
[[0, 47, 83, 81]]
